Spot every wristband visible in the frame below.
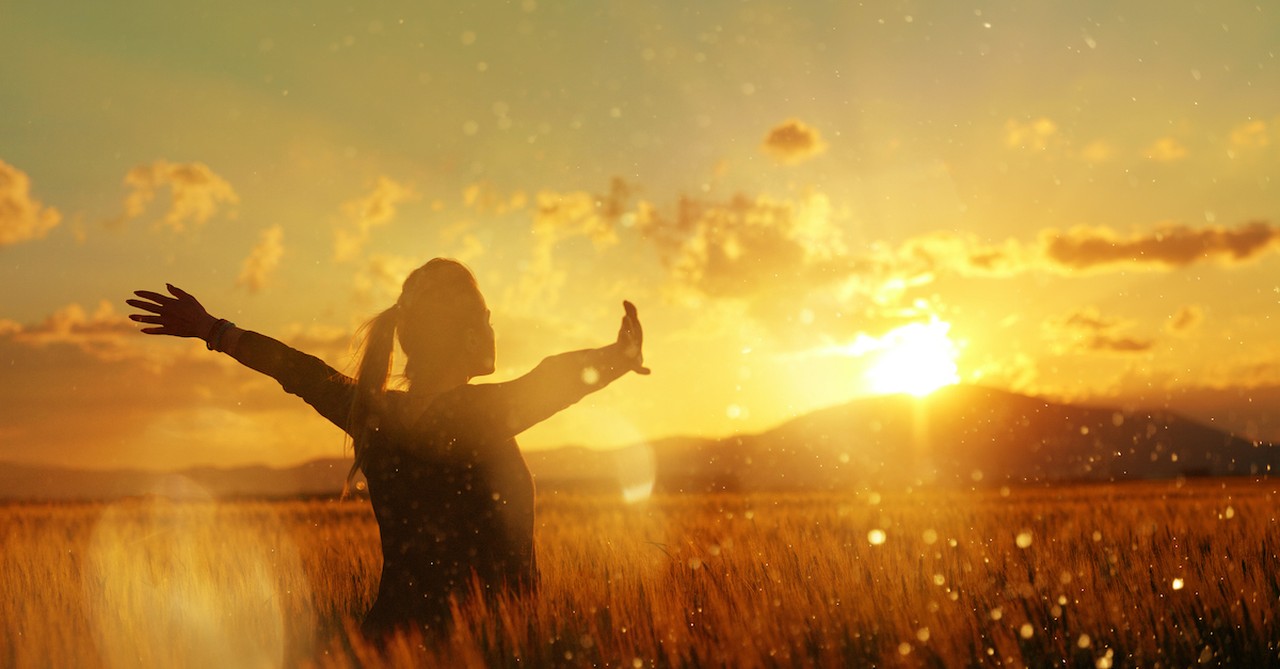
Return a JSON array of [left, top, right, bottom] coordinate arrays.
[[206, 319, 235, 351], [204, 319, 226, 349]]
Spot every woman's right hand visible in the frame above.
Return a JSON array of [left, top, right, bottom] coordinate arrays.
[[617, 300, 651, 375], [126, 284, 218, 339]]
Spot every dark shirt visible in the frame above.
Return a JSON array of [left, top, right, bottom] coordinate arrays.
[[231, 331, 630, 637]]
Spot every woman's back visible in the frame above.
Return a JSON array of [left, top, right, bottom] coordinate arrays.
[[360, 385, 538, 637]]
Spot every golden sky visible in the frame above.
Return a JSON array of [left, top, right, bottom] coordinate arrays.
[[3, 1, 1280, 470]]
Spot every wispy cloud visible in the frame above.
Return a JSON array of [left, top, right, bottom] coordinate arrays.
[[0, 159, 61, 246], [896, 232, 1027, 278], [1229, 120, 1269, 150], [1004, 117, 1060, 152], [116, 160, 238, 231], [462, 182, 528, 215], [334, 177, 416, 262], [1144, 137, 1188, 162], [237, 225, 284, 293], [352, 253, 423, 309], [500, 179, 632, 307], [1075, 139, 1115, 164]]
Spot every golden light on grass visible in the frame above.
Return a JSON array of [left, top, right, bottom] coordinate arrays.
[[863, 319, 960, 397], [2, 481, 1275, 666]]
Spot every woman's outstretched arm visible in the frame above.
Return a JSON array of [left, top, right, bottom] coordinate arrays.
[[466, 301, 650, 440], [127, 284, 356, 432]]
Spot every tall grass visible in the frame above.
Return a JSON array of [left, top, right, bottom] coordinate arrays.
[[2, 480, 1278, 667]]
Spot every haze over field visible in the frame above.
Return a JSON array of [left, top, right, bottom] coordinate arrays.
[[3, 1, 1280, 471]]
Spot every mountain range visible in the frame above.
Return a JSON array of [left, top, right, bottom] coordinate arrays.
[[3, 385, 1275, 501]]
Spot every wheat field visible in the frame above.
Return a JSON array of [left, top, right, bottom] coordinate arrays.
[[2, 479, 1277, 668]]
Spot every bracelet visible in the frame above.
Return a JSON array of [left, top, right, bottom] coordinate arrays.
[[206, 319, 235, 351], [204, 319, 226, 349]]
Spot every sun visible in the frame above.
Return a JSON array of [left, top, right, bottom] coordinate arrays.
[[863, 319, 960, 397]]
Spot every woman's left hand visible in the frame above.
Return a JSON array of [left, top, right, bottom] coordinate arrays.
[[617, 300, 651, 375], [126, 284, 218, 339]]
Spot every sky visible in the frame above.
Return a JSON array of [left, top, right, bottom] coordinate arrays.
[[2, 0, 1280, 471]]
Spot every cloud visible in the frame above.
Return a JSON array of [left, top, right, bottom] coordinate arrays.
[[0, 159, 62, 246], [1075, 140, 1115, 164], [351, 253, 423, 310], [1167, 305, 1203, 335], [276, 323, 356, 370], [761, 119, 827, 164], [118, 160, 238, 231], [498, 178, 632, 307], [633, 189, 888, 345], [881, 222, 1280, 280], [462, 182, 528, 215], [8, 301, 136, 357], [237, 225, 284, 293], [1048, 307, 1155, 354], [530, 177, 632, 251], [0, 304, 352, 468], [1004, 117, 1060, 151], [638, 191, 851, 300], [1229, 120, 1269, 150], [895, 232, 1027, 278], [334, 176, 416, 262], [1144, 137, 1188, 162], [1040, 221, 1280, 272]]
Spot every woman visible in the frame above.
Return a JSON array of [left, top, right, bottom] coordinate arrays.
[[126, 258, 648, 639]]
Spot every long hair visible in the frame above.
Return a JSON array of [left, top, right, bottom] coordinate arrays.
[[345, 259, 484, 491]]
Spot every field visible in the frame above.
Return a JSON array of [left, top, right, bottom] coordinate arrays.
[[2, 480, 1278, 668]]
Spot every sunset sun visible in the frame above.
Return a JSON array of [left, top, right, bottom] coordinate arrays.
[[864, 320, 960, 397]]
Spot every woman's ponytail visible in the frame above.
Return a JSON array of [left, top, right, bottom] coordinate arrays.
[[345, 303, 400, 494]]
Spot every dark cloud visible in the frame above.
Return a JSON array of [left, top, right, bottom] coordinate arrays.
[[1082, 335, 1156, 353], [887, 222, 1280, 280], [1167, 305, 1204, 335], [1041, 222, 1280, 271], [0, 159, 61, 246], [761, 119, 827, 164], [1048, 307, 1155, 355]]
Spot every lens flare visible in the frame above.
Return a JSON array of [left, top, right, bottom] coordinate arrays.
[[83, 477, 311, 669]]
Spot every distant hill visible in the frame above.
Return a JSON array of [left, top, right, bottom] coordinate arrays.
[[0, 459, 357, 502], [625, 384, 1280, 493], [2, 385, 1275, 501]]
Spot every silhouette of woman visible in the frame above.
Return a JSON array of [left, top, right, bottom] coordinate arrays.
[[126, 258, 649, 640]]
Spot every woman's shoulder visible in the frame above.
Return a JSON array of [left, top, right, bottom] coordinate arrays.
[[393, 383, 481, 428]]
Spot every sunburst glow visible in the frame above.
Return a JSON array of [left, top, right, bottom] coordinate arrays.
[[863, 320, 960, 397]]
